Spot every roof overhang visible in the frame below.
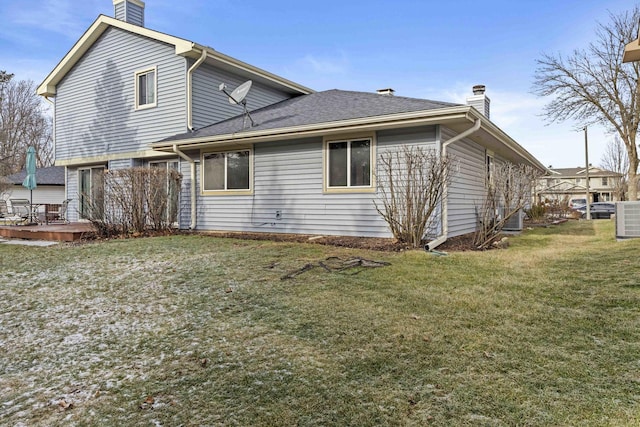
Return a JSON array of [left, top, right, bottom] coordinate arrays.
[[623, 37, 640, 63], [37, 15, 313, 97], [151, 106, 546, 172]]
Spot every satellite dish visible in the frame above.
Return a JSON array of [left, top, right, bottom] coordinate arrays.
[[218, 80, 256, 128], [228, 80, 252, 105]]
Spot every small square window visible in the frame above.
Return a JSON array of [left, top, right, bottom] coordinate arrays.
[[325, 138, 373, 191], [202, 149, 252, 194], [135, 68, 156, 109]]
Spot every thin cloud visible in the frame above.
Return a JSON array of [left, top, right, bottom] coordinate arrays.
[[6, 0, 102, 40], [298, 51, 349, 75]]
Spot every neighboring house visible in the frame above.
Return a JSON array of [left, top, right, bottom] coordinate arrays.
[[535, 166, 624, 204], [2, 166, 66, 208], [37, 0, 545, 246]]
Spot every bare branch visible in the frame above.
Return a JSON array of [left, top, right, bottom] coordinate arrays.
[[533, 6, 640, 199], [374, 146, 455, 248]]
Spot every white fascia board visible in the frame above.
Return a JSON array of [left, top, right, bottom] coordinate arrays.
[[37, 15, 312, 98], [469, 110, 548, 172], [152, 107, 473, 151], [37, 15, 196, 97], [54, 149, 175, 167], [192, 44, 314, 95]]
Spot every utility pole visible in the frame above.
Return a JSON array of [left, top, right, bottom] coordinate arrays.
[[584, 126, 591, 220]]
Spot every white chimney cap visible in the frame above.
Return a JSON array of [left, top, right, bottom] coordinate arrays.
[[376, 88, 395, 96]]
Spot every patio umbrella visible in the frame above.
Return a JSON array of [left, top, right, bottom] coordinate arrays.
[[22, 146, 37, 223]]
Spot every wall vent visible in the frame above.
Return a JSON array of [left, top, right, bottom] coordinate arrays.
[[616, 201, 640, 239]]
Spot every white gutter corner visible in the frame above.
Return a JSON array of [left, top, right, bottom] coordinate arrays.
[[425, 118, 482, 252]]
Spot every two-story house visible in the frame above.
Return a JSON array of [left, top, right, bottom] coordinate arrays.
[[37, 0, 545, 248], [535, 166, 624, 204]]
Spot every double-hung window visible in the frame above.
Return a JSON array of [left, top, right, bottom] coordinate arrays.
[[135, 67, 156, 109], [202, 149, 252, 194], [325, 137, 374, 191]]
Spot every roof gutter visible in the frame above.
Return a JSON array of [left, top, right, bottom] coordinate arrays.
[[425, 117, 482, 251], [172, 144, 197, 230], [152, 106, 472, 151], [187, 48, 207, 131]]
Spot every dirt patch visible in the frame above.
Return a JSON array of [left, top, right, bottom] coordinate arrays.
[[202, 231, 487, 252], [436, 233, 477, 252], [202, 231, 412, 251]]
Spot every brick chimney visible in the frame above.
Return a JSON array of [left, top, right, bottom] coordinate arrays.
[[113, 0, 145, 26], [466, 84, 490, 119]]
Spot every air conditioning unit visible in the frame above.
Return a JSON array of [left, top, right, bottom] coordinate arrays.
[[502, 207, 523, 231], [616, 201, 640, 239]]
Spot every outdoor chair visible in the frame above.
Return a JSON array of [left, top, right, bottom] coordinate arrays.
[[47, 199, 71, 224], [9, 199, 31, 219]]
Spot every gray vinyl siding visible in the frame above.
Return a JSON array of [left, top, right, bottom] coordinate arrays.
[[442, 126, 486, 237], [114, 1, 145, 26], [114, 2, 125, 20], [55, 27, 187, 162], [108, 159, 134, 169], [65, 167, 79, 222], [127, 5, 144, 27], [190, 125, 437, 237], [191, 62, 292, 130]]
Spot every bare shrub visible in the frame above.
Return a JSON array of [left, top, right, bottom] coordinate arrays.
[[474, 162, 542, 249], [525, 203, 546, 222], [82, 167, 182, 237], [375, 146, 455, 248]]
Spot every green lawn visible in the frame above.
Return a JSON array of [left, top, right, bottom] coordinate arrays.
[[1, 220, 639, 426]]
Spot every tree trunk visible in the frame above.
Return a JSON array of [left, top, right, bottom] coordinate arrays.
[[629, 160, 639, 200]]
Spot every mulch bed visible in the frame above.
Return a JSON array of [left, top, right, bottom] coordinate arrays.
[[203, 231, 487, 252], [85, 219, 567, 252]]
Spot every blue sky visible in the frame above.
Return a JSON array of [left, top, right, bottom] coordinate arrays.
[[0, 0, 635, 168]]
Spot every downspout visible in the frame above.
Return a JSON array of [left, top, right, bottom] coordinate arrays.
[[425, 117, 482, 251], [187, 48, 207, 131], [176, 48, 207, 230], [173, 144, 197, 230]]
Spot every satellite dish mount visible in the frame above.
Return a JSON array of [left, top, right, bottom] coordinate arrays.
[[219, 80, 255, 129]]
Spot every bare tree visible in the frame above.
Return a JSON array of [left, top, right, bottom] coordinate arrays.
[[474, 162, 542, 250], [533, 6, 640, 200], [0, 72, 53, 176], [600, 135, 629, 200], [374, 146, 455, 248]]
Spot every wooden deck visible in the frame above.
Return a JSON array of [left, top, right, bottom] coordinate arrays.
[[0, 222, 95, 242]]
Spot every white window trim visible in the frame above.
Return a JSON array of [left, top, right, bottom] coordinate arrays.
[[323, 134, 376, 193], [78, 166, 106, 220], [486, 150, 495, 186], [134, 66, 157, 110], [201, 147, 253, 196]]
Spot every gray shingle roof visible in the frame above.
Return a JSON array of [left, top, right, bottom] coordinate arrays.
[[550, 167, 622, 178], [4, 166, 65, 185], [163, 89, 460, 142]]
